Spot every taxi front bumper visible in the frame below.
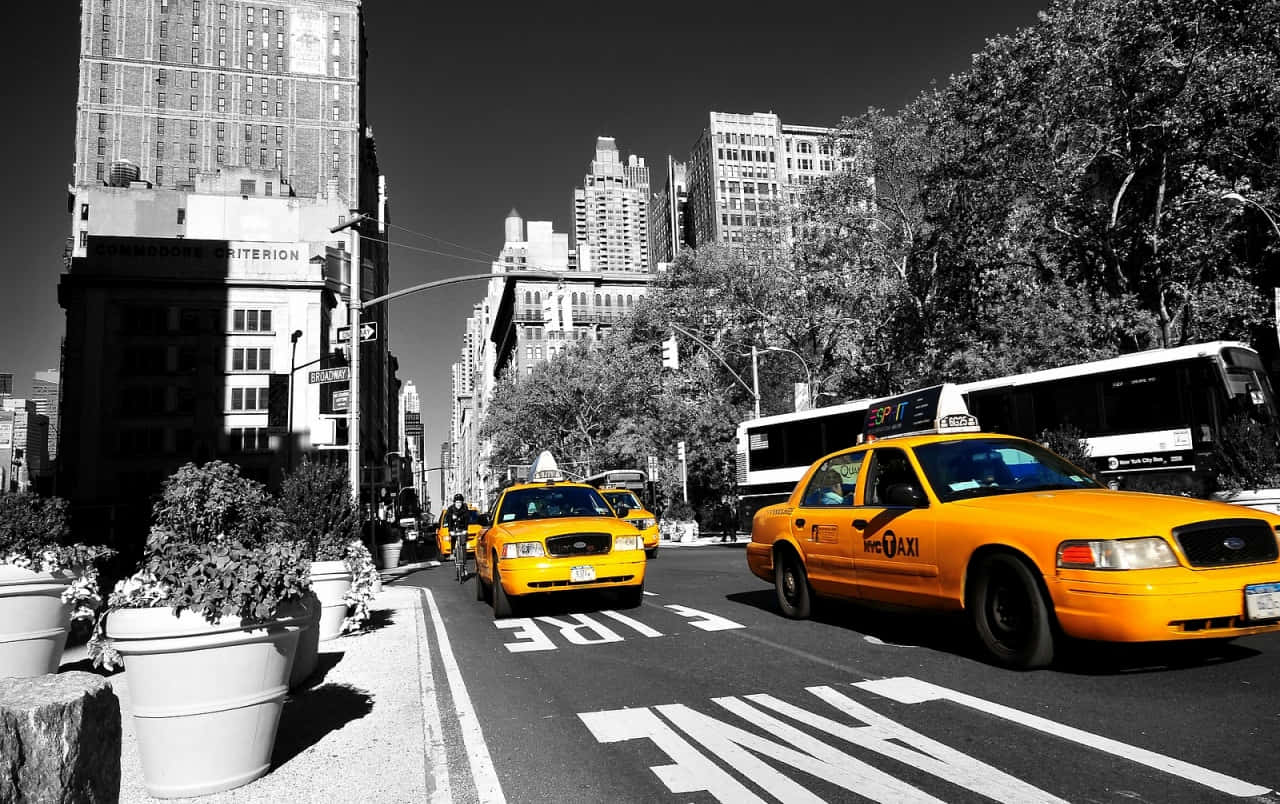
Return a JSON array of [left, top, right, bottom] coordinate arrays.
[[1049, 566, 1280, 642], [498, 552, 646, 595], [439, 532, 477, 556]]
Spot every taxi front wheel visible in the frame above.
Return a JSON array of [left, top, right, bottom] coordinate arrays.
[[775, 548, 812, 619], [968, 552, 1055, 670], [492, 563, 516, 619], [475, 566, 490, 602]]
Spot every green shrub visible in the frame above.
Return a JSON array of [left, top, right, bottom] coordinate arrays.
[[278, 458, 360, 561]]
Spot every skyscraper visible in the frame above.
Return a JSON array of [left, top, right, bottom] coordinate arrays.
[[75, 0, 364, 199], [31, 370, 60, 469], [573, 137, 651, 273]]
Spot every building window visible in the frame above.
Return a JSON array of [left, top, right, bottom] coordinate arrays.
[[276, 10, 284, 26], [331, 130, 340, 148], [330, 38, 339, 56], [275, 78, 283, 95], [100, 63, 109, 80], [218, 27, 225, 44], [188, 144, 197, 162], [219, 3, 226, 21], [228, 427, 270, 452], [276, 32, 283, 49], [246, 7, 254, 23], [191, 25, 199, 41], [217, 73, 226, 90], [229, 388, 268, 412], [247, 52, 255, 70], [261, 31, 269, 48], [261, 100, 268, 115], [274, 101, 282, 116], [245, 75, 253, 93], [244, 99, 253, 114], [217, 96, 226, 113], [331, 103, 339, 120], [259, 124, 268, 143], [158, 44, 168, 61], [216, 122, 224, 139], [264, 181, 272, 196], [230, 347, 271, 372], [216, 144, 225, 163], [155, 140, 165, 158], [245, 30, 254, 48], [231, 308, 271, 331], [259, 147, 267, 165], [330, 60, 339, 77], [332, 14, 340, 32], [160, 20, 168, 37], [218, 50, 226, 67], [189, 95, 198, 110], [331, 152, 339, 176], [274, 125, 283, 143], [189, 72, 198, 89], [155, 166, 165, 185], [177, 208, 185, 224], [191, 47, 199, 63], [99, 88, 109, 103], [274, 149, 282, 166], [275, 55, 283, 72]]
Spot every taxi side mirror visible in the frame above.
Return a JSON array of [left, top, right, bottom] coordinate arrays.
[[478, 513, 492, 527], [614, 505, 630, 518], [885, 483, 928, 508]]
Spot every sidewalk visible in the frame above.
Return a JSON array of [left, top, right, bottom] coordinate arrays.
[[59, 579, 438, 803]]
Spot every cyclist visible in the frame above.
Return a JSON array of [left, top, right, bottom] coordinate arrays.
[[442, 493, 471, 582]]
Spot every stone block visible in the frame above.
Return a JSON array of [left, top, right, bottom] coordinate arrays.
[[0, 671, 121, 804]]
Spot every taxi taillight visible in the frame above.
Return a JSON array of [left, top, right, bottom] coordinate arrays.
[[1057, 544, 1095, 567]]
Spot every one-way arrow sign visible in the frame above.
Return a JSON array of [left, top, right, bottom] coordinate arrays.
[[336, 322, 379, 343]]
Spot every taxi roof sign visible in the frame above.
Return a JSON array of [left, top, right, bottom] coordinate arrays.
[[861, 383, 979, 441], [527, 451, 565, 483]]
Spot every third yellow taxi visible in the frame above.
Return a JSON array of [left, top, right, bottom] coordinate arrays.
[[474, 452, 648, 618], [747, 384, 1280, 668], [598, 488, 660, 558]]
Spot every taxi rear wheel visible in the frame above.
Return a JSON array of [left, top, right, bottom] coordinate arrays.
[[492, 562, 516, 618], [969, 552, 1055, 669], [775, 548, 812, 619]]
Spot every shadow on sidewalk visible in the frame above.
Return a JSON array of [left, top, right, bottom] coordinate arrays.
[[272, 682, 374, 768]]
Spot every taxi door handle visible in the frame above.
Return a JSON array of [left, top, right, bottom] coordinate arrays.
[[794, 518, 805, 529], [852, 519, 868, 530]]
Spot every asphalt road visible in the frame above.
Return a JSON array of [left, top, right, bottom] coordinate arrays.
[[401, 545, 1280, 804]]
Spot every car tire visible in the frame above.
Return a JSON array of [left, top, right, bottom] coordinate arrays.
[[968, 552, 1056, 669], [475, 566, 490, 602], [775, 546, 812, 619], [616, 583, 644, 609], [646, 545, 658, 559], [492, 561, 515, 619]]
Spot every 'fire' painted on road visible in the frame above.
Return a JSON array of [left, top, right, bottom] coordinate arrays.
[[495, 604, 746, 653], [578, 679, 1272, 802]]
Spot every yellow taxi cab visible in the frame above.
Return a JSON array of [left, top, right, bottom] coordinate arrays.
[[474, 452, 648, 618], [598, 488, 660, 558], [747, 384, 1280, 668], [436, 506, 481, 557]]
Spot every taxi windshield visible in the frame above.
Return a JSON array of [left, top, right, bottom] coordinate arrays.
[[913, 438, 1101, 502], [497, 486, 614, 523], [603, 490, 642, 510]]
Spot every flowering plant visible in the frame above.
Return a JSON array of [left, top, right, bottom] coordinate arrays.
[[87, 461, 310, 669], [0, 492, 112, 621], [341, 540, 379, 634]]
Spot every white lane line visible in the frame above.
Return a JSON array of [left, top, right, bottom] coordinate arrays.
[[857, 677, 1272, 798], [412, 588, 452, 803], [422, 588, 508, 803]]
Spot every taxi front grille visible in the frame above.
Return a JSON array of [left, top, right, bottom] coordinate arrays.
[[546, 532, 611, 557], [1172, 519, 1278, 567], [527, 575, 635, 589]]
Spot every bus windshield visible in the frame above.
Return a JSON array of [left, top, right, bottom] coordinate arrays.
[[913, 438, 1102, 502]]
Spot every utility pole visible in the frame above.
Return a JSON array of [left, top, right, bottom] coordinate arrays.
[[330, 212, 365, 507]]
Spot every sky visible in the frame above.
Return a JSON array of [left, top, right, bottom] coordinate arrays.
[[1, 0, 1047, 486]]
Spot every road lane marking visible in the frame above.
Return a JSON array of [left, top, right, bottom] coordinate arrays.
[[422, 588, 507, 803], [855, 677, 1272, 798], [495, 604, 740, 651], [534, 614, 625, 645], [411, 588, 451, 803]]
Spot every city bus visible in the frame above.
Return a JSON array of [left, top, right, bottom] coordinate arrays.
[[735, 341, 1280, 529]]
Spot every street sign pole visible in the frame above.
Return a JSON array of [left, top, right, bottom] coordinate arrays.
[[331, 213, 365, 512]]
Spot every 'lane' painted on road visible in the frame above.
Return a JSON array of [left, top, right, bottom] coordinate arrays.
[[496, 604, 745, 653]]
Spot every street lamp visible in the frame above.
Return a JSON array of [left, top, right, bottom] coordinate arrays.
[[287, 329, 302, 473], [751, 346, 813, 415], [1222, 191, 1280, 349]]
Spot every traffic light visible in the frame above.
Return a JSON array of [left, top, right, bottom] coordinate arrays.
[[661, 335, 680, 370]]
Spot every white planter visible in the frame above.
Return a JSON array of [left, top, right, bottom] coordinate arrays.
[[106, 604, 305, 798], [309, 560, 352, 642], [0, 565, 73, 678]]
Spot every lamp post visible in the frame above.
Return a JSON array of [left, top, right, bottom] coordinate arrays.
[[753, 345, 812, 414], [287, 329, 302, 473], [330, 212, 366, 509], [1222, 192, 1280, 349]]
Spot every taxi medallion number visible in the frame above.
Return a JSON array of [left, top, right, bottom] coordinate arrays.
[[1244, 582, 1280, 621], [570, 565, 597, 583]]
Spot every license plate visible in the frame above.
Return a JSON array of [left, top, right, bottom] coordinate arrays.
[[570, 565, 596, 583], [1244, 582, 1280, 621]]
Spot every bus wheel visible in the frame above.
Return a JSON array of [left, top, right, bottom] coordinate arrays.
[[775, 547, 811, 619], [968, 552, 1055, 669], [492, 562, 515, 619]]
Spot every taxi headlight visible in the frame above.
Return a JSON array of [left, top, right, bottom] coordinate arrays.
[[1057, 537, 1179, 570], [502, 541, 545, 559], [632, 517, 655, 531], [614, 535, 643, 552]]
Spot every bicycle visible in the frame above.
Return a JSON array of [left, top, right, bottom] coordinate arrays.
[[451, 529, 468, 582]]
